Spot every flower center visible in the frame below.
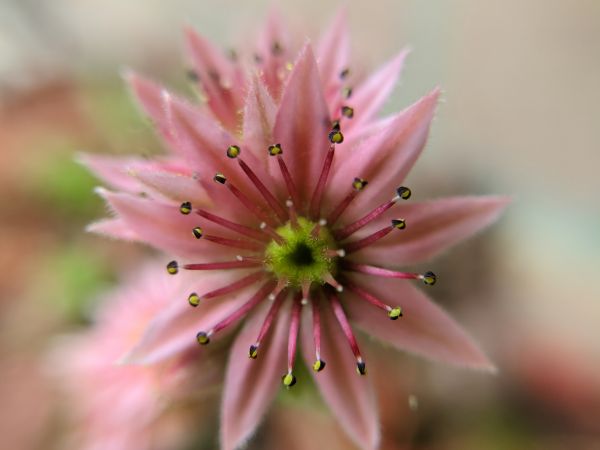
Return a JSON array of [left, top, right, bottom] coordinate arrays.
[[265, 217, 337, 287]]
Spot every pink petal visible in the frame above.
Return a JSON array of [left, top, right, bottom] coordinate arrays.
[[86, 218, 139, 241], [272, 44, 331, 206], [345, 274, 496, 371], [317, 9, 351, 110], [354, 196, 510, 265], [221, 300, 290, 450], [97, 189, 238, 260], [242, 75, 277, 167], [346, 49, 410, 131], [184, 27, 244, 130], [324, 89, 440, 224], [300, 301, 380, 449], [125, 271, 255, 364], [131, 168, 212, 207], [77, 153, 147, 193]]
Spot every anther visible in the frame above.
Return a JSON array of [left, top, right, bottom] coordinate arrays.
[[328, 129, 344, 144], [324, 273, 343, 292], [226, 145, 241, 159], [192, 226, 203, 239], [272, 41, 283, 56], [388, 307, 403, 320], [214, 173, 227, 184], [352, 178, 368, 191], [186, 69, 199, 83], [331, 120, 341, 132], [341, 106, 354, 118], [188, 292, 201, 307], [391, 219, 406, 230], [166, 260, 179, 275], [342, 87, 353, 99], [313, 359, 326, 372], [179, 201, 192, 215], [396, 186, 412, 200], [420, 271, 437, 286], [281, 372, 296, 388], [268, 143, 283, 156], [248, 344, 259, 359], [196, 331, 211, 345], [339, 68, 350, 79], [356, 359, 367, 376]]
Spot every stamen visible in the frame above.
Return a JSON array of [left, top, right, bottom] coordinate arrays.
[[327, 289, 366, 376], [341, 106, 354, 119], [395, 186, 412, 200], [309, 145, 335, 219], [268, 278, 288, 301], [214, 173, 275, 225], [325, 249, 345, 258], [269, 144, 301, 210], [179, 201, 192, 215], [196, 209, 269, 243], [249, 289, 287, 359], [326, 177, 368, 226], [282, 295, 302, 389], [311, 295, 326, 372], [188, 292, 201, 307], [226, 145, 241, 159], [183, 260, 262, 270], [328, 129, 344, 144], [344, 279, 403, 320], [286, 199, 299, 229], [339, 68, 350, 79], [343, 219, 406, 254], [193, 229, 264, 251], [301, 281, 311, 305], [197, 280, 276, 345], [343, 262, 437, 285], [342, 87, 353, 99], [310, 218, 327, 238], [260, 222, 286, 245], [166, 260, 179, 275], [323, 273, 343, 292], [201, 271, 265, 301], [334, 191, 401, 240], [236, 155, 288, 222]]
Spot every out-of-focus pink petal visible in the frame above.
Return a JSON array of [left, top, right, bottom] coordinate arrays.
[[221, 300, 290, 450], [185, 27, 244, 130], [86, 218, 139, 241], [243, 75, 277, 167], [325, 89, 440, 224], [345, 275, 496, 371], [78, 153, 147, 193], [272, 44, 331, 206], [125, 271, 255, 364], [300, 301, 380, 450], [354, 196, 510, 265], [346, 49, 410, 131], [131, 168, 212, 207], [317, 9, 351, 111], [97, 189, 237, 260]]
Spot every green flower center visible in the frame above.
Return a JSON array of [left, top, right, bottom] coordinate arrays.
[[265, 217, 337, 287]]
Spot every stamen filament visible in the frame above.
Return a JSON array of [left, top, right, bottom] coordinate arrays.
[[334, 198, 396, 240], [268, 278, 288, 301], [343, 262, 433, 284], [327, 189, 358, 226], [225, 179, 276, 225], [249, 289, 287, 359], [207, 280, 276, 336], [201, 271, 265, 300], [260, 222, 286, 245], [343, 279, 392, 312], [323, 273, 343, 292], [184, 260, 262, 270], [327, 289, 366, 375], [196, 209, 269, 242], [202, 234, 264, 251], [309, 145, 335, 219], [277, 155, 301, 210], [343, 226, 394, 254], [286, 199, 299, 229], [311, 219, 327, 238], [238, 158, 288, 222], [311, 295, 323, 362], [287, 295, 302, 372]]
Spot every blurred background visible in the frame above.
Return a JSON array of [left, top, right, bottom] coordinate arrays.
[[1, 0, 599, 448]]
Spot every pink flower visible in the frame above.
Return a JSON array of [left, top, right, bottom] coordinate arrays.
[[51, 262, 220, 450], [84, 11, 508, 450]]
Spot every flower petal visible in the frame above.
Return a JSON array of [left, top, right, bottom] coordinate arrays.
[[346, 48, 410, 131], [317, 9, 351, 110], [185, 27, 244, 130], [130, 168, 212, 207], [86, 218, 139, 241], [345, 275, 496, 371], [272, 44, 331, 206], [78, 153, 148, 193], [300, 301, 380, 450], [221, 300, 290, 450], [354, 196, 510, 265], [124, 270, 255, 364], [97, 189, 238, 260], [325, 89, 440, 224], [242, 75, 277, 167]]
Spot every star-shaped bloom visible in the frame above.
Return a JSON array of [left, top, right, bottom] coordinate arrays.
[[84, 10, 508, 450]]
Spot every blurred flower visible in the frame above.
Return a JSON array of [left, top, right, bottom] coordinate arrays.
[[51, 262, 221, 450], [83, 10, 507, 450]]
